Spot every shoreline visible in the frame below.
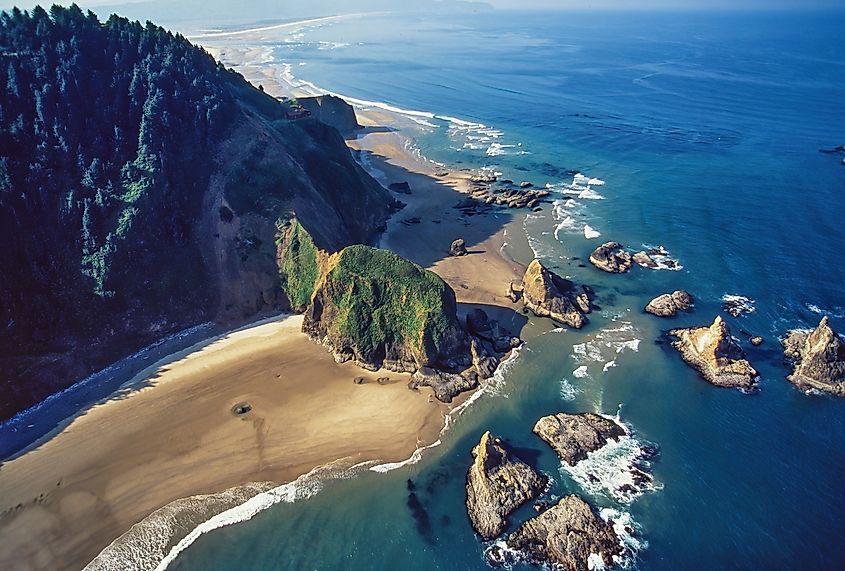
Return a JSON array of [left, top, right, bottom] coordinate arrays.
[[0, 34, 532, 571]]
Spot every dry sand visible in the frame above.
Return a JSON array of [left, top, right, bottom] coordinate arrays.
[[0, 36, 531, 571]]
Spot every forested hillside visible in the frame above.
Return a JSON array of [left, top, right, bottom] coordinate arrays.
[[0, 5, 398, 419]]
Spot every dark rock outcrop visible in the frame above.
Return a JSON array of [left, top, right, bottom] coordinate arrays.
[[533, 413, 626, 466], [521, 260, 590, 328], [669, 316, 758, 390], [388, 181, 412, 194], [645, 290, 694, 317], [466, 431, 547, 540], [589, 242, 633, 273], [450, 239, 468, 257], [408, 367, 478, 403], [298, 94, 361, 134], [633, 251, 658, 268], [505, 495, 621, 571], [782, 316, 845, 395]]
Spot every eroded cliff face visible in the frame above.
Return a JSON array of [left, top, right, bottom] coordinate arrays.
[[298, 95, 362, 135], [783, 316, 845, 395]]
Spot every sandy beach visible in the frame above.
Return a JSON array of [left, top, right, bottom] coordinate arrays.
[[0, 33, 529, 571]]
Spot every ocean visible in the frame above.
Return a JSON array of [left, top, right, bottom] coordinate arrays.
[[136, 8, 845, 570]]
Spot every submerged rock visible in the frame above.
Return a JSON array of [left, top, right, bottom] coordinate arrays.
[[505, 495, 621, 571], [645, 290, 694, 317], [589, 242, 633, 273], [533, 413, 626, 466], [782, 316, 845, 396], [450, 238, 468, 257], [669, 316, 758, 390], [521, 260, 590, 328], [466, 431, 547, 540]]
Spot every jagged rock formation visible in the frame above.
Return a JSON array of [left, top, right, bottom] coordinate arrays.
[[589, 242, 633, 273], [465, 431, 547, 540], [0, 8, 400, 420], [304, 245, 469, 375], [450, 239, 468, 257], [633, 251, 658, 268], [505, 495, 621, 571], [533, 413, 626, 466], [645, 290, 694, 317], [782, 316, 845, 395], [297, 95, 361, 134], [388, 181, 412, 194], [408, 367, 478, 403], [669, 316, 758, 389], [521, 260, 591, 328]]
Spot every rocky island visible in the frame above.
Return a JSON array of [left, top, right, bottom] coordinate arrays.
[[669, 316, 758, 390], [589, 242, 633, 273], [517, 259, 592, 328], [504, 495, 622, 571], [645, 290, 694, 317], [465, 431, 547, 540], [782, 316, 845, 396], [533, 413, 626, 466]]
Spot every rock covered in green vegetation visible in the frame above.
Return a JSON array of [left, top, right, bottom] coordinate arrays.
[[0, 6, 398, 419], [276, 218, 322, 312], [303, 245, 469, 373]]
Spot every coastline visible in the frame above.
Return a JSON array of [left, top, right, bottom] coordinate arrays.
[[0, 34, 531, 571]]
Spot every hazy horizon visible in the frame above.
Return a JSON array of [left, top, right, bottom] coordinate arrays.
[[2, 0, 843, 14]]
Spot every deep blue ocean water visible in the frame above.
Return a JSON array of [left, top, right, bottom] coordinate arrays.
[[169, 9, 845, 570]]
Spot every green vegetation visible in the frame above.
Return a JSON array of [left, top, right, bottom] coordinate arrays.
[[277, 218, 320, 311], [0, 5, 237, 295], [325, 245, 457, 359], [223, 142, 291, 216]]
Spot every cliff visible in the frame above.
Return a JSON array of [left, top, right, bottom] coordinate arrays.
[[298, 95, 362, 135], [0, 7, 399, 419]]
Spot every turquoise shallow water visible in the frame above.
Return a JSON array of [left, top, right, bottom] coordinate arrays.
[[170, 9, 845, 570]]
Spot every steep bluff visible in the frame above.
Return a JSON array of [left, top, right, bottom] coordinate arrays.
[[0, 7, 398, 419]]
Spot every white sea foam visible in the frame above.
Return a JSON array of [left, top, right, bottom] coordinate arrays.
[[570, 322, 641, 385], [369, 439, 443, 473], [560, 377, 580, 401], [578, 188, 605, 200], [806, 303, 845, 318], [584, 224, 601, 239], [559, 414, 660, 504], [721, 294, 756, 317], [640, 244, 683, 271], [601, 508, 647, 568], [573, 365, 590, 379], [87, 460, 360, 571]]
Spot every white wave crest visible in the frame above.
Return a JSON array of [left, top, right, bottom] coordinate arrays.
[[584, 224, 601, 239]]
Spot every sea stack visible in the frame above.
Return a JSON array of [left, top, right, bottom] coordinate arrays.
[[505, 495, 621, 571], [533, 413, 627, 466], [465, 431, 547, 540], [589, 242, 633, 273], [669, 316, 758, 390], [645, 290, 694, 317], [521, 259, 591, 328], [782, 316, 845, 395]]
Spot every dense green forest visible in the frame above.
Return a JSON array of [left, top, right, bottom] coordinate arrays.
[[1, 4, 233, 296], [0, 5, 396, 419]]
